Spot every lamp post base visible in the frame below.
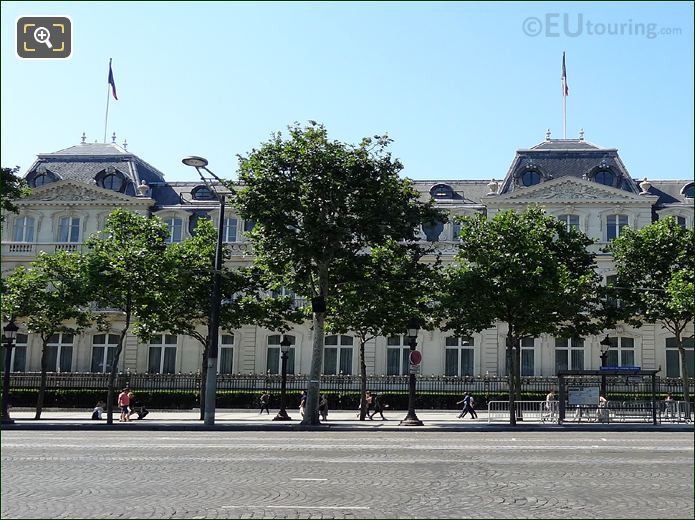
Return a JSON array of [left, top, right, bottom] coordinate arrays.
[[399, 413, 424, 426], [272, 410, 292, 421]]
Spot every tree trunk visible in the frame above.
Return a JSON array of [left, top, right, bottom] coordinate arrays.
[[302, 309, 325, 426], [107, 308, 131, 425], [34, 338, 49, 420], [514, 337, 523, 420], [199, 341, 208, 421], [677, 330, 691, 419], [506, 330, 516, 426], [359, 338, 368, 421]]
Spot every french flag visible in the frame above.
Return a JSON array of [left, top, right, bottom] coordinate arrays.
[[108, 59, 118, 100], [562, 52, 569, 97]]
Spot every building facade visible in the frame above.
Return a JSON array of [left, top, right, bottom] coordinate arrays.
[[2, 134, 693, 379]]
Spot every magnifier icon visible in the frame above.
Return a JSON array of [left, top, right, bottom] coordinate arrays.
[[33, 26, 53, 49]]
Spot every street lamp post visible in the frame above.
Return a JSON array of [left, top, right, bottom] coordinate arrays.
[[273, 336, 292, 421], [2, 320, 19, 424], [182, 156, 226, 426], [400, 317, 424, 426], [599, 335, 611, 398]]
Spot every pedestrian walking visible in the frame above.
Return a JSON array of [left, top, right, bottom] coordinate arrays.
[[259, 392, 271, 414], [117, 387, 131, 422], [544, 390, 557, 421], [299, 390, 307, 417], [368, 392, 387, 420], [319, 393, 328, 421], [456, 392, 477, 419]]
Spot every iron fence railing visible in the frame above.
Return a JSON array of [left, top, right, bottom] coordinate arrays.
[[6, 372, 694, 397]]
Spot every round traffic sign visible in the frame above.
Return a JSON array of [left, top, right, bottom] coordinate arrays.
[[409, 350, 422, 365]]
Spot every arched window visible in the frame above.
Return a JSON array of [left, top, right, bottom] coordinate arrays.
[[521, 170, 541, 187], [192, 185, 216, 200], [102, 173, 124, 191], [430, 184, 453, 199], [33, 173, 49, 187], [594, 170, 615, 186], [682, 183, 694, 199]]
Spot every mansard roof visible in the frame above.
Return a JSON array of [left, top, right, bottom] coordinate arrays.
[[499, 138, 641, 195]]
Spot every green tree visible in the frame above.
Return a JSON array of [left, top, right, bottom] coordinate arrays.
[[610, 217, 694, 412], [83, 209, 170, 424], [1, 166, 30, 222], [1, 251, 97, 419], [326, 240, 440, 420], [438, 208, 605, 425], [136, 218, 301, 419], [232, 122, 438, 425]]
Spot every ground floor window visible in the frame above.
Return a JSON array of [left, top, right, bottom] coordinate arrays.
[[555, 337, 585, 372], [266, 335, 295, 375], [0, 333, 27, 372], [607, 336, 635, 367], [323, 335, 353, 375], [666, 337, 694, 378], [444, 336, 474, 376], [218, 334, 235, 374], [148, 334, 177, 374], [46, 333, 74, 372], [91, 334, 120, 373], [386, 335, 411, 375]]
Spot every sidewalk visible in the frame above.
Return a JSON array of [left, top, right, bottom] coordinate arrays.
[[3, 408, 692, 432]]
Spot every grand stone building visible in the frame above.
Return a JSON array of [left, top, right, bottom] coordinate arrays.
[[2, 133, 693, 379]]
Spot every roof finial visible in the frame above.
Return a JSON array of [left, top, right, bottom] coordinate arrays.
[[81, 132, 86, 144], [639, 177, 652, 195], [545, 129, 551, 141], [111, 132, 117, 144], [122, 139, 128, 150], [579, 128, 585, 141]]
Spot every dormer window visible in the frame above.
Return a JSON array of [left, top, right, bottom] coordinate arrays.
[[102, 173, 124, 191], [430, 184, 453, 199], [594, 170, 615, 186], [33, 173, 49, 187], [682, 183, 694, 199], [521, 170, 541, 187], [192, 185, 216, 200]]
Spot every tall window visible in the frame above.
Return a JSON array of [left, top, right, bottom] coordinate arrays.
[[323, 335, 353, 375], [219, 334, 235, 374], [665, 337, 694, 378], [606, 215, 628, 241], [46, 333, 74, 372], [386, 335, 411, 375], [555, 337, 584, 372], [57, 216, 80, 242], [147, 334, 177, 373], [10, 333, 28, 372], [606, 337, 635, 367], [13, 216, 35, 242], [521, 337, 536, 376], [91, 334, 120, 373], [605, 275, 623, 309], [444, 336, 474, 376], [164, 217, 183, 243], [557, 214, 579, 231], [451, 221, 461, 241], [223, 217, 238, 243], [267, 335, 295, 374], [676, 216, 687, 229]]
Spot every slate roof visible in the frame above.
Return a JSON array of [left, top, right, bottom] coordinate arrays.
[[499, 138, 641, 195], [647, 180, 695, 207], [411, 180, 491, 205]]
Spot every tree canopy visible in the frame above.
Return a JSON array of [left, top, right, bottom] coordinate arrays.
[[1, 166, 30, 222]]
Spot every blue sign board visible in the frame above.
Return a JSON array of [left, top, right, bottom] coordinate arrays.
[[600, 366, 641, 372]]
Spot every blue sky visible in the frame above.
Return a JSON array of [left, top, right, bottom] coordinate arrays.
[[1, 1, 693, 183]]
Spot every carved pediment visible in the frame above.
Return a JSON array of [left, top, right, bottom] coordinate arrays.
[[20, 180, 152, 205], [494, 177, 650, 203]]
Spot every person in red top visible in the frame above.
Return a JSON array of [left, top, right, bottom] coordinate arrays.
[[117, 387, 131, 422]]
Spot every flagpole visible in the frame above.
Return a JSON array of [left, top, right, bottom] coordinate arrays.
[[103, 58, 112, 143], [563, 90, 566, 139]]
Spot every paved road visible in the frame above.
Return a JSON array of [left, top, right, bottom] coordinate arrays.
[[2, 431, 693, 519]]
